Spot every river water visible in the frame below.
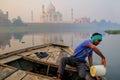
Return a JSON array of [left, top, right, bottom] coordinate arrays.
[[0, 26, 120, 80]]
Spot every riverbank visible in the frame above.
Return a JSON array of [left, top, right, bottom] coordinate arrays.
[[105, 30, 120, 34], [0, 25, 99, 33]]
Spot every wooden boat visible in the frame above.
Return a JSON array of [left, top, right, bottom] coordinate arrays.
[[0, 43, 96, 80], [0, 43, 77, 80]]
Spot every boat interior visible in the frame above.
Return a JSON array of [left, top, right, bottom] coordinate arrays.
[[0, 43, 79, 80]]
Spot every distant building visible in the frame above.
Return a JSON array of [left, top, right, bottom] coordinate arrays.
[[0, 9, 11, 26], [75, 17, 90, 24], [0, 10, 8, 19], [12, 16, 26, 26], [40, 3, 62, 23]]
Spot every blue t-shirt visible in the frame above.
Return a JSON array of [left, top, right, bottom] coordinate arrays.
[[72, 39, 93, 60]]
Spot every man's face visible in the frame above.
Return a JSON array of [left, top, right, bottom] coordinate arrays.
[[93, 39, 101, 46]]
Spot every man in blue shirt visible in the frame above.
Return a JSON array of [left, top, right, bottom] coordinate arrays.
[[57, 32, 106, 80]]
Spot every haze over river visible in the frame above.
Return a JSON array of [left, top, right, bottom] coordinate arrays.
[[0, 25, 120, 80]]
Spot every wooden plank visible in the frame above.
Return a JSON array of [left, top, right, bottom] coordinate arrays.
[[4, 70, 26, 80], [0, 63, 54, 80], [46, 52, 60, 64], [0, 55, 22, 64], [0, 63, 17, 70], [27, 47, 50, 62], [47, 46, 61, 53], [62, 47, 73, 55], [51, 43, 69, 47], [23, 56, 57, 68], [0, 66, 17, 80], [18, 52, 33, 56], [28, 53, 38, 58], [20, 46, 50, 60], [22, 71, 55, 80], [0, 49, 26, 59], [29, 54, 49, 63], [26, 52, 49, 63], [38, 47, 49, 52], [37, 46, 61, 63], [22, 74, 40, 80], [18, 49, 43, 56], [23, 55, 77, 72], [22, 74, 51, 80]]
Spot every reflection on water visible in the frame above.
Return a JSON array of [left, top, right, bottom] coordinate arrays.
[[0, 28, 120, 80], [0, 32, 91, 54]]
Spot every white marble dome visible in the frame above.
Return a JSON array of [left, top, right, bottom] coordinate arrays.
[[46, 3, 55, 13]]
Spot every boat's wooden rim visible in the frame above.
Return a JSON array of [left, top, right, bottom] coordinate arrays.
[[0, 43, 69, 59]]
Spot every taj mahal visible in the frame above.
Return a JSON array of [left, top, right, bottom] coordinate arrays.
[[40, 3, 62, 23]]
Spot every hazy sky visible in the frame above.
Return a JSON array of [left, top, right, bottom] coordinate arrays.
[[0, 0, 120, 23]]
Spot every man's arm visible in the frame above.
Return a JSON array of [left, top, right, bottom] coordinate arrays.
[[87, 42, 106, 66], [88, 54, 93, 67]]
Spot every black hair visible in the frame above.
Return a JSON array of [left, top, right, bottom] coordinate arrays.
[[91, 32, 102, 39]]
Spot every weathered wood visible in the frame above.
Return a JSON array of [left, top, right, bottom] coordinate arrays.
[[5, 70, 26, 80], [0, 43, 51, 60], [0, 63, 17, 69], [22, 74, 40, 80], [23, 55, 77, 72], [0, 55, 22, 64], [38, 46, 50, 52], [0, 65, 17, 80], [46, 52, 60, 64], [22, 72, 54, 80], [0, 49, 25, 59], [47, 46, 61, 52], [0, 43, 79, 80], [0, 64, 54, 80], [62, 47, 73, 55], [18, 52, 34, 56], [51, 43, 69, 47], [46, 65, 50, 75]]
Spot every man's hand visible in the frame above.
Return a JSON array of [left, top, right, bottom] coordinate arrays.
[[101, 58, 106, 67]]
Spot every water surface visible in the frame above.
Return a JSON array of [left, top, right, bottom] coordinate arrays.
[[0, 26, 120, 80]]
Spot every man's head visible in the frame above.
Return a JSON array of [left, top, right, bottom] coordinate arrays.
[[91, 32, 102, 45]]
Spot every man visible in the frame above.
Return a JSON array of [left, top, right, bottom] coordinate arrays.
[[57, 32, 106, 80]]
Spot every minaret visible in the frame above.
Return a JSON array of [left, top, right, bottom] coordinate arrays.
[[31, 10, 33, 23], [41, 5, 45, 22], [71, 8, 73, 22], [42, 5, 45, 14]]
